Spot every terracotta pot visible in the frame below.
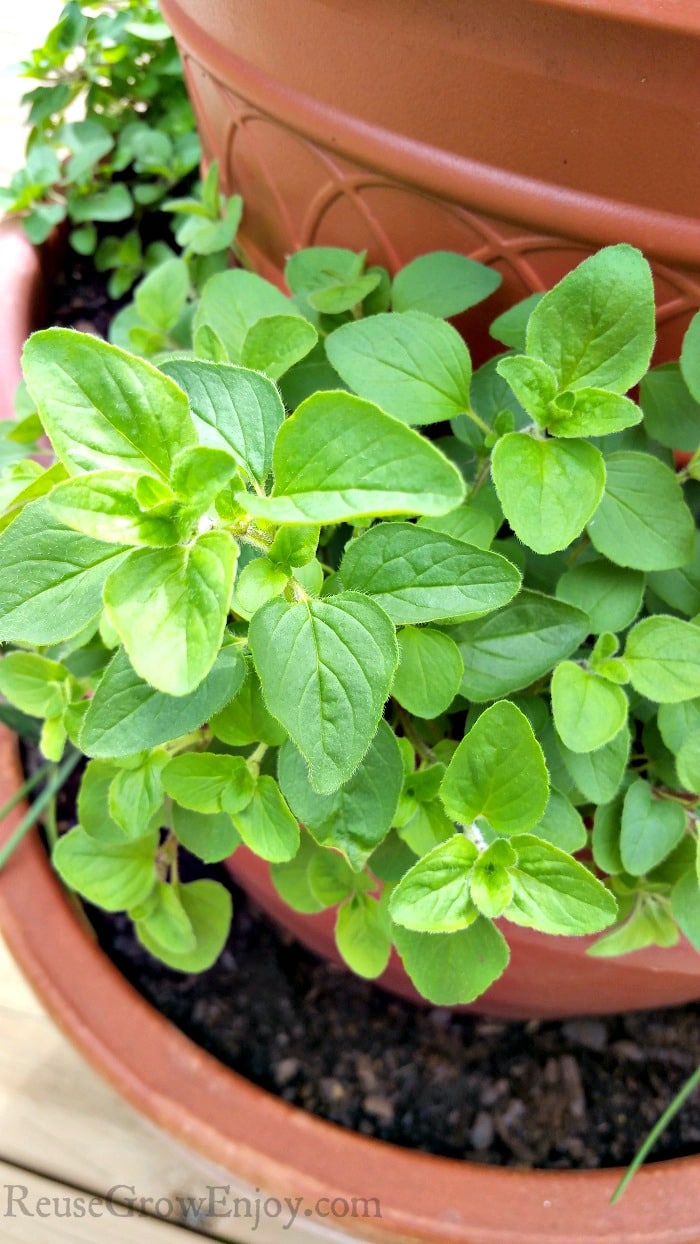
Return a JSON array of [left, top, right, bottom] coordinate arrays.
[[226, 848, 700, 1020], [159, 0, 700, 365], [0, 225, 45, 420], [2, 225, 700, 1244], [3, 730, 700, 1244]]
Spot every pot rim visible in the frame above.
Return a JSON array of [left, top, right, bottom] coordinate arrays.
[[1, 729, 700, 1244]]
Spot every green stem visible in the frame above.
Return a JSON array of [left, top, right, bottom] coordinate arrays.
[[611, 1064, 700, 1203], [0, 749, 82, 871], [0, 761, 53, 822], [463, 405, 492, 438]]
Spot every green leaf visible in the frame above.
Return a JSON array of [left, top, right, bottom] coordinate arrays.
[[325, 312, 472, 425], [639, 363, 700, 453], [70, 185, 133, 223], [620, 780, 686, 876], [307, 850, 355, 907], [53, 826, 156, 911], [241, 315, 318, 381], [469, 840, 517, 918], [171, 804, 242, 864], [339, 522, 520, 624], [417, 505, 497, 550], [268, 524, 320, 569], [624, 616, 700, 703], [391, 627, 463, 719], [309, 273, 381, 314], [230, 776, 300, 862], [551, 661, 628, 753], [556, 559, 644, 634], [135, 258, 189, 333], [587, 452, 694, 570], [0, 499, 126, 644], [451, 589, 589, 701], [680, 311, 700, 403], [490, 294, 544, 351], [588, 898, 677, 957], [269, 833, 325, 914], [506, 835, 617, 934], [162, 753, 254, 815], [80, 642, 246, 757], [657, 699, 700, 754], [440, 701, 549, 834], [48, 470, 181, 546], [131, 882, 195, 955], [251, 592, 397, 793], [109, 751, 168, 837], [277, 721, 403, 869], [393, 919, 509, 1005], [193, 270, 290, 362], [0, 461, 68, 534], [159, 360, 285, 487], [531, 788, 587, 854], [232, 559, 288, 620], [547, 389, 642, 438], [676, 732, 700, 792], [526, 245, 655, 393], [170, 446, 240, 513], [135, 879, 231, 972], [22, 330, 196, 477], [240, 392, 465, 523], [648, 532, 700, 618], [495, 355, 557, 425], [0, 652, 68, 718], [78, 760, 126, 844], [557, 724, 630, 804], [491, 433, 605, 554], [209, 664, 286, 747], [671, 871, 700, 952], [331, 894, 390, 979], [104, 531, 237, 696], [285, 247, 364, 298], [389, 834, 478, 931], [391, 252, 501, 319], [591, 798, 624, 875]]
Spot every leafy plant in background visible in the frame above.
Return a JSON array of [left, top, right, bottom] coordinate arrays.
[[0, 243, 699, 1005], [0, 0, 201, 292]]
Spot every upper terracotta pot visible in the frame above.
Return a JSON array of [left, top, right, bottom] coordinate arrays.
[[160, 0, 700, 363]]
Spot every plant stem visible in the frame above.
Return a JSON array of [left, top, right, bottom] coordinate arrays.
[[611, 1064, 700, 1203], [0, 749, 82, 871], [463, 405, 492, 438]]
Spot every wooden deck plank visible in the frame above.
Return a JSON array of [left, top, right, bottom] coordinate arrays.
[[0, 1159, 225, 1242]]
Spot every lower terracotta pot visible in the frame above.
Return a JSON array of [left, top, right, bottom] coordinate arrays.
[[226, 848, 700, 1020], [2, 730, 700, 1244]]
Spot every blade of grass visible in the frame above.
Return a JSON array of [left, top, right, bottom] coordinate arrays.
[[611, 1065, 700, 1203], [0, 749, 82, 871], [0, 760, 53, 822]]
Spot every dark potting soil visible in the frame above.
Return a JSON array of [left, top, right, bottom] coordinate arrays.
[[89, 872, 700, 1172], [43, 259, 700, 1173]]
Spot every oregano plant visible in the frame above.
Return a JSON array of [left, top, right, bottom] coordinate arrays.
[[0, 243, 699, 1005]]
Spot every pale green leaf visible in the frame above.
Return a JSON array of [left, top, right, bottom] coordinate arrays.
[[104, 531, 237, 696], [251, 591, 397, 793], [587, 452, 694, 570], [231, 775, 300, 862], [393, 919, 509, 1005], [391, 252, 501, 319], [339, 522, 520, 623], [440, 701, 549, 834], [506, 834, 617, 934], [335, 895, 392, 979], [551, 661, 628, 753], [391, 627, 463, 719], [325, 311, 472, 425], [491, 433, 605, 554], [239, 392, 465, 523], [620, 780, 687, 875], [624, 616, 700, 703], [22, 329, 196, 477]]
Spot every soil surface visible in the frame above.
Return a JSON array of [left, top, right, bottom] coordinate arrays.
[[90, 870, 700, 1171], [44, 259, 700, 1173]]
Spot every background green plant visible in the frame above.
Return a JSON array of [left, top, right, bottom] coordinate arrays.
[[0, 0, 201, 292], [0, 242, 699, 1007]]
